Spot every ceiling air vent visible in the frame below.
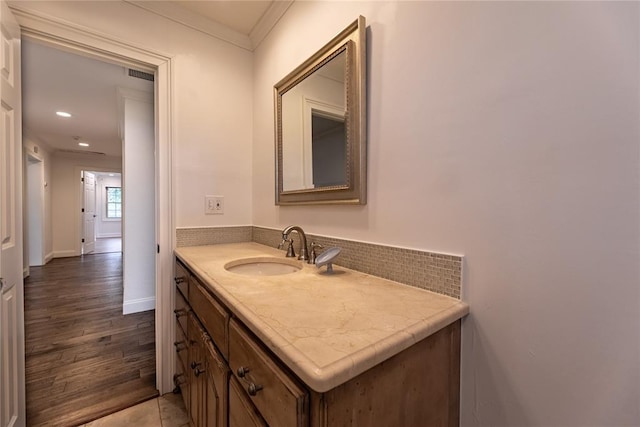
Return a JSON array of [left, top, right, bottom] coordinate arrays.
[[128, 68, 155, 82]]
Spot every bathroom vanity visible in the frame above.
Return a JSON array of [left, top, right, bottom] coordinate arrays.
[[173, 242, 468, 427]]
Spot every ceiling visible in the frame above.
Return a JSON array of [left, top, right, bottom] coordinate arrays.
[[20, 0, 292, 158]]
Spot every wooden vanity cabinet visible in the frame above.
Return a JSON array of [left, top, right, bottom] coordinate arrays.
[[174, 260, 230, 427], [175, 257, 461, 427]]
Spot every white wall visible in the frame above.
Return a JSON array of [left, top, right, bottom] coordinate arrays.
[[95, 174, 121, 238], [13, 1, 254, 229], [122, 93, 155, 314], [23, 136, 52, 263], [253, 2, 639, 425], [51, 152, 121, 257]]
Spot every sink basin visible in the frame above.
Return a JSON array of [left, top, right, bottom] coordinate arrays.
[[224, 257, 302, 276]]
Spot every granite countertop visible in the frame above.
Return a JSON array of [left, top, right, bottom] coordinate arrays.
[[175, 242, 469, 393]]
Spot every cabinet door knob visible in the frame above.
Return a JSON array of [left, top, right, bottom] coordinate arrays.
[[174, 276, 185, 284], [195, 367, 205, 377], [237, 366, 250, 378], [173, 341, 186, 351], [191, 361, 201, 370], [173, 373, 186, 386], [247, 383, 263, 396], [174, 308, 187, 318]]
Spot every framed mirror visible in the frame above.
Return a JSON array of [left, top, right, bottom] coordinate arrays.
[[275, 16, 367, 205]]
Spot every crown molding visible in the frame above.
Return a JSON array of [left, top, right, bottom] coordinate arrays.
[[125, 0, 253, 51], [250, 0, 294, 50]]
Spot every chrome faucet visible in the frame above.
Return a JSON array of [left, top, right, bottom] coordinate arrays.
[[281, 225, 309, 262]]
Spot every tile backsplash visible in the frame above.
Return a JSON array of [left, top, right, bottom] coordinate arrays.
[[176, 226, 462, 299], [176, 226, 252, 247]]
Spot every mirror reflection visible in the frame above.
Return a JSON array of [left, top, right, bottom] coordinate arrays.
[[281, 50, 347, 191]]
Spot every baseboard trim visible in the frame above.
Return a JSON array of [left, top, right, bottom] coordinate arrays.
[[53, 250, 77, 258], [123, 296, 156, 315], [45, 252, 54, 264]]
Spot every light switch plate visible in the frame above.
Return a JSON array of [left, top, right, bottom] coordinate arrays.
[[205, 196, 224, 215]]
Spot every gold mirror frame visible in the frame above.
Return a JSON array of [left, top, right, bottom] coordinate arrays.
[[275, 16, 367, 205]]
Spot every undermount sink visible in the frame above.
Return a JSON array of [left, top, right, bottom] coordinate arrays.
[[224, 257, 302, 276]]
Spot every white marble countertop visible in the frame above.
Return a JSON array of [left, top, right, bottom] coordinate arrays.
[[175, 242, 469, 393]]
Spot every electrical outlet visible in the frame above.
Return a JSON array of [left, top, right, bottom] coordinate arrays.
[[205, 196, 224, 215]]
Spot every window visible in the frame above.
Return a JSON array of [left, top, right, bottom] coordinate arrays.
[[106, 187, 122, 218]]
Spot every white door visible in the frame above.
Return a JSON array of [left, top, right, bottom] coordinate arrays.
[[0, 1, 25, 426], [82, 171, 96, 254]]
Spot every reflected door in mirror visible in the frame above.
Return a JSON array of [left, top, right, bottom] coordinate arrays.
[[281, 50, 347, 192]]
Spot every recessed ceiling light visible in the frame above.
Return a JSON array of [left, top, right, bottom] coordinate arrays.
[[56, 111, 72, 118], [78, 142, 89, 147]]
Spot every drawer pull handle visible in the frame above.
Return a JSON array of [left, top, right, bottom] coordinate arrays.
[[174, 276, 185, 284], [174, 308, 187, 318], [173, 373, 186, 386], [237, 366, 250, 378], [248, 383, 263, 396], [195, 367, 205, 377]]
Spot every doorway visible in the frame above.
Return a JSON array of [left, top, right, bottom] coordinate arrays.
[[14, 0, 173, 402], [26, 152, 45, 267], [23, 41, 158, 425], [91, 171, 122, 255]]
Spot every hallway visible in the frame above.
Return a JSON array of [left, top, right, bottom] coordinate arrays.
[[93, 237, 122, 254], [24, 253, 158, 426]]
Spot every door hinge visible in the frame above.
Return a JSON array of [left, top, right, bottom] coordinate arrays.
[[157, 244, 160, 254], [81, 208, 85, 213], [82, 238, 85, 243], [81, 177, 84, 182]]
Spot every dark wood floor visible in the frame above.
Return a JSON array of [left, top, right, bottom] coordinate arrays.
[[24, 253, 158, 427]]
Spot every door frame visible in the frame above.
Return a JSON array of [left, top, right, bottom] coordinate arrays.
[[12, 7, 175, 394]]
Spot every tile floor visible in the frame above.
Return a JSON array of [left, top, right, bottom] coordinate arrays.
[[78, 393, 189, 427]]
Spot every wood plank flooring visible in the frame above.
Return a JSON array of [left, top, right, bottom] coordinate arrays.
[[25, 253, 158, 427]]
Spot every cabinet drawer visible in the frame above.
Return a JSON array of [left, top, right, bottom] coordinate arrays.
[[175, 260, 189, 298], [190, 277, 229, 359], [175, 289, 189, 334], [229, 375, 267, 427], [175, 320, 189, 374], [229, 319, 308, 427]]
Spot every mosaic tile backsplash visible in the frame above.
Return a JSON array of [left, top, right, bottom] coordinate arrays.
[[176, 226, 462, 299], [176, 226, 252, 247]]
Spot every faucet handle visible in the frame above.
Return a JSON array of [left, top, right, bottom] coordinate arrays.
[[309, 242, 323, 264], [284, 239, 296, 258]]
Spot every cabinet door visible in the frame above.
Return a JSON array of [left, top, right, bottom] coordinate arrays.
[[174, 354, 190, 413], [229, 375, 267, 427], [188, 313, 207, 427], [204, 340, 229, 427]]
